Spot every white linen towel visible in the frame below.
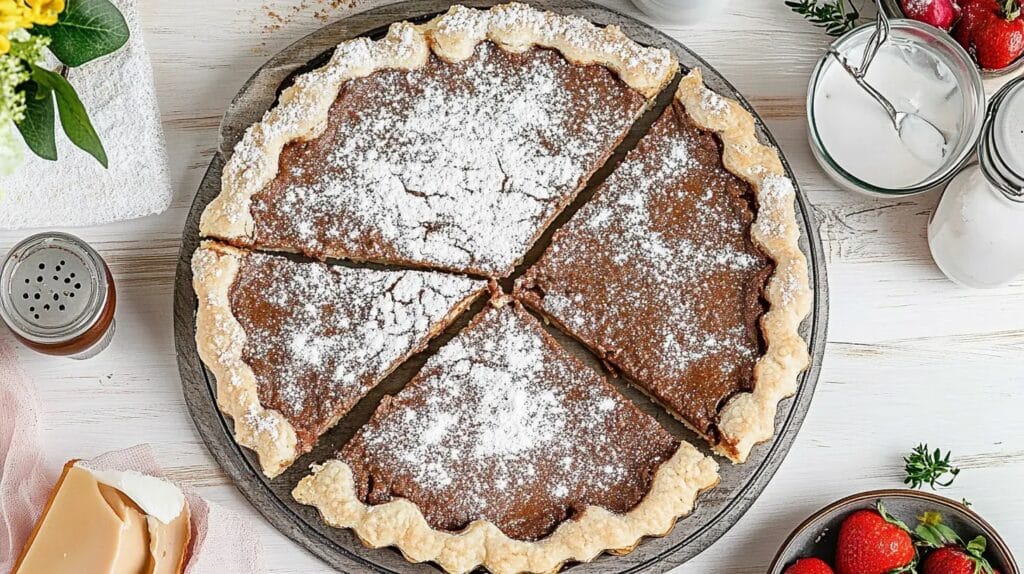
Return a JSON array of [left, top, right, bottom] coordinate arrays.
[[0, 0, 171, 229]]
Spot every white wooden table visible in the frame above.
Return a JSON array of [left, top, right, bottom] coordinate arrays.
[[2, 1, 1022, 571]]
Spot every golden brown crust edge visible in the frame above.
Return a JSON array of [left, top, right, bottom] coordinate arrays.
[[293, 442, 718, 574], [674, 70, 813, 464], [192, 241, 300, 478], [199, 2, 678, 244]]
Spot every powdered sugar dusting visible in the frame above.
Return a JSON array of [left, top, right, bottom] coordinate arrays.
[[519, 106, 772, 433], [753, 174, 796, 241], [230, 251, 482, 446], [435, 3, 674, 78], [251, 42, 644, 276], [341, 303, 678, 540]]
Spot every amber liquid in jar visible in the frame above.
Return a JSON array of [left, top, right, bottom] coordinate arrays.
[[0, 233, 117, 359]]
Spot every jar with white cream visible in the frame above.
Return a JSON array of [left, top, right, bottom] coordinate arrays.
[[928, 77, 1024, 288], [807, 20, 986, 196]]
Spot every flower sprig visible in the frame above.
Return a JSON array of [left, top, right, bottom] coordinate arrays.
[[0, 0, 63, 53], [0, 0, 129, 173]]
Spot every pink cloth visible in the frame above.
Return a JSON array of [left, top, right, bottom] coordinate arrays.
[[0, 339, 265, 573]]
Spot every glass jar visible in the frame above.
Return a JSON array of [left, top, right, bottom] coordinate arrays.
[[0, 232, 117, 358], [807, 20, 986, 196], [928, 77, 1024, 288]]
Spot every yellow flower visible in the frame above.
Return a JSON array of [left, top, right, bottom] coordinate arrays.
[[0, 0, 62, 54], [0, 2, 29, 52], [23, 0, 63, 26]]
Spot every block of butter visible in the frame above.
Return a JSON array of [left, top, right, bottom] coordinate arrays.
[[12, 460, 191, 574]]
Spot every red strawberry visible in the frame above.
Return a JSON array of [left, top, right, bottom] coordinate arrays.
[[785, 557, 835, 574], [835, 505, 916, 574], [953, 0, 1024, 69], [916, 512, 1000, 574], [923, 545, 999, 574], [901, 0, 962, 30]]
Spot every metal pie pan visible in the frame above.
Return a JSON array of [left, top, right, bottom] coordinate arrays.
[[174, 1, 830, 571]]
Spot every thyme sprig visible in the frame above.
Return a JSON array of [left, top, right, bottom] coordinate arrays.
[[785, 0, 863, 36], [904, 444, 961, 490]]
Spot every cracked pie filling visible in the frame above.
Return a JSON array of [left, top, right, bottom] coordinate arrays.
[[194, 3, 811, 572]]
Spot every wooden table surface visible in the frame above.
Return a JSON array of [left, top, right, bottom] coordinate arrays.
[[2, 1, 1022, 572]]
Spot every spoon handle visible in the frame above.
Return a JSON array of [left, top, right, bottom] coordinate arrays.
[[858, 0, 891, 77], [827, 48, 899, 125]]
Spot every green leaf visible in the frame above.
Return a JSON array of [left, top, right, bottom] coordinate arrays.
[[904, 443, 961, 490], [967, 535, 987, 556], [15, 80, 57, 161], [30, 65, 107, 167], [877, 501, 912, 532], [33, 0, 130, 67], [786, 0, 862, 37]]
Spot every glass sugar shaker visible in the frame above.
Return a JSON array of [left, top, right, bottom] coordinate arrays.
[[928, 76, 1024, 288], [0, 232, 117, 359]]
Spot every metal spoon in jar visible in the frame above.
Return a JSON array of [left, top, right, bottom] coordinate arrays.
[[827, 5, 948, 163]]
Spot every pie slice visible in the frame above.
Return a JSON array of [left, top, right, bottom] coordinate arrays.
[[200, 3, 678, 277], [294, 297, 719, 574], [191, 241, 486, 477], [516, 70, 812, 463]]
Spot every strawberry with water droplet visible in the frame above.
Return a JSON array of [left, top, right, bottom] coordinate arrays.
[[901, 0, 962, 30], [954, 0, 1024, 69]]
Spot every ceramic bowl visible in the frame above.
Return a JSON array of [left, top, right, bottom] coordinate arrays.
[[768, 489, 1019, 573]]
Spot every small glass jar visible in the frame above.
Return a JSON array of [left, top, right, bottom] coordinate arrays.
[[0, 232, 116, 359], [807, 20, 986, 196], [928, 77, 1024, 288]]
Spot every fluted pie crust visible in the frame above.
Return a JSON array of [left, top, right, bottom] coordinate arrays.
[[293, 297, 720, 574], [199, 2, 678, 257], [191, 3, 811, 572], [191, 241, 485, 478], [294, 440, 718, 574], [671, 71, 812, 463]]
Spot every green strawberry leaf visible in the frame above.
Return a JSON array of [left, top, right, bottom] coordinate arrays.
[[29, 65, 107, 167], [15, 80, 57, 161], [966, 535, 995, 574], [914, 511, 964, 551], [878, 501, 913, 532], [915, 523, 945, 548], [32, 0, 130, 67], [967, 535, 988, 556]]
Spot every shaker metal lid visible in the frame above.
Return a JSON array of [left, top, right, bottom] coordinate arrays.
[[0, 232, 110, 345]]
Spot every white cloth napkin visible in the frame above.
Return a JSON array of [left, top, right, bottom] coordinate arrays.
[[0, 337, 266, 573], [0, 0, 172, 229]]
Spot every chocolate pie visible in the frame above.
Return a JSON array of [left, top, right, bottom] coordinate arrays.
[[294, 298, 719, 574], [194, 2, 811, 571], [518, 72, 812, 463], [192, 241, 485, 477], [200, 5, 676, 277]]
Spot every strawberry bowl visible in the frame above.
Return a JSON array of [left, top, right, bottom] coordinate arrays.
[[769, 489, 1019, 574], [882, 0, 1024, 77]]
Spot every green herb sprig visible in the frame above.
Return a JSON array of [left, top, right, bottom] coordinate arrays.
[[785, 0, 863, 37], [904, 444, 961, 490]]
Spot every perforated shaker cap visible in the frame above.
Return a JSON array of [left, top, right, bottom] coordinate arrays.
[[0, 232, 110, 345]]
